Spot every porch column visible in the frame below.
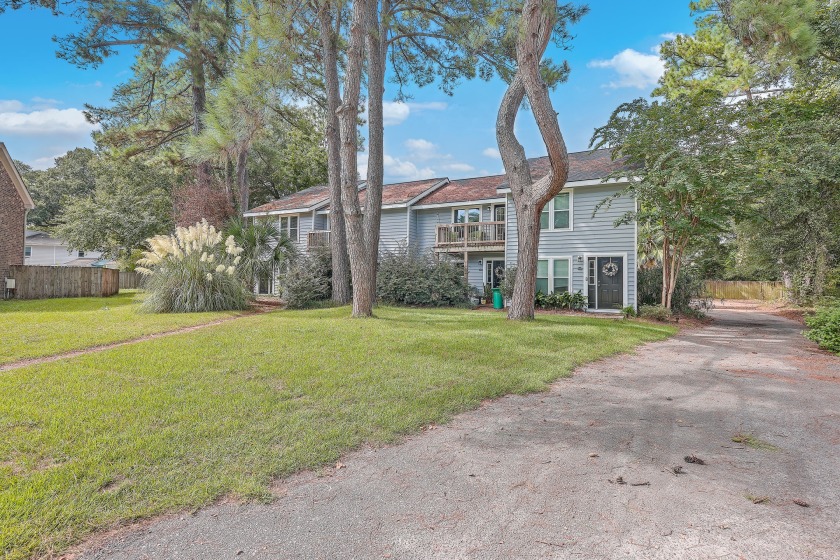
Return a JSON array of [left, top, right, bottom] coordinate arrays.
[[463, 251, 469, 286]]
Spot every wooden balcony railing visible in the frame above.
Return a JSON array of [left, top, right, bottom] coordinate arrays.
[[308, 230, 330, 249], [435, 221, 505, 251]]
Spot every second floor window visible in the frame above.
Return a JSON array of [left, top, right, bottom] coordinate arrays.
[[540, 192, 571, 231], [24, 246, 32, 258], [453, 207, 480, 223], [78, 250, 86, 257], [280, 216, 299, 242]]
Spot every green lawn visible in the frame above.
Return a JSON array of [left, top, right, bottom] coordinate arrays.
[[0, 306, 674, 559], [0, 293, 241, 365]]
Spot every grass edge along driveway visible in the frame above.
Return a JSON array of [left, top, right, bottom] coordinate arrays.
[[0, 306, 675, 560], [0, 292, 242, 365]]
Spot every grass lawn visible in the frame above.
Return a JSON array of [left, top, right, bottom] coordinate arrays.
[[0, 292, 241, 365], [0, 306, 674, 559]]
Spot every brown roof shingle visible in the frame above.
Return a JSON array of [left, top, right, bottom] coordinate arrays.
[[247, 149, 630, 213], [247, 184, 330, 214], [359, 177, 447, 206]]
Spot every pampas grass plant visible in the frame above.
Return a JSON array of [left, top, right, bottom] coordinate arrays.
[[136, 220, 251, 312]]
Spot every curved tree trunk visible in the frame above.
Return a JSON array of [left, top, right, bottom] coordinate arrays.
[[318, 1, 352, 304], [496, 0, 570, 320]]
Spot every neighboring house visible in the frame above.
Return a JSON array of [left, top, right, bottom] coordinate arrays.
[[0, 142, 34, 282], [245, 149, 637, 311], [24, 230, 107, 267]]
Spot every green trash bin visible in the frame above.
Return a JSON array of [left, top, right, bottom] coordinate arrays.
[[492, 288, 504, 309]]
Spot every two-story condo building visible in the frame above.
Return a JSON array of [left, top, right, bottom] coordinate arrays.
[[244, 149, 636, 311]]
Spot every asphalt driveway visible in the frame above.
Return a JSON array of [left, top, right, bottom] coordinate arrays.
[[80, 308, 840, 559]]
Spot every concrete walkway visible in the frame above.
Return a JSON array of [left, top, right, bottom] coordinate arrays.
[[80, 309, 840, 559]]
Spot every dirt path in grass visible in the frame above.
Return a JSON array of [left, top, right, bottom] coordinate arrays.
[[0, 302, 281, 373], [77, 308, 840, 560]]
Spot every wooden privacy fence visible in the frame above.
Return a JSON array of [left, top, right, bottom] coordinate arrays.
[[8, 265, 120, 299], [119, 271, 143, 290], [704, 280, 786, 301]]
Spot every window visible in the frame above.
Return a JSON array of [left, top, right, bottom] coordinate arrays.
[[536, 260, 549, 294], [536, 257, 571, 294], [539, 191, 572, 231], [24, 246, 31, 258], [279, 215, 299, 242], [453, 207, 480, 223], [493, 204, 505, 222], [78, 250, 86, 257]]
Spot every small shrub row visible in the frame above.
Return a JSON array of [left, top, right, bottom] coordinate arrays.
[[535, 290, 587, 311], [805, 303, 840, 355], [279, 248, 332, 309], [377, 249, 471, 307], [638, 304, 673, 321]]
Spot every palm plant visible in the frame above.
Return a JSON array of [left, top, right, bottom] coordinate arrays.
[[223, 216, 298, 292]]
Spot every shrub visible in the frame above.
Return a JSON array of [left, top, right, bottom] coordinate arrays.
[[639, 304, 673, 321], [279, 248, 332, 309], [535, 290, 587, 310], [136, 220, 250, 313], [805, 304, 840, 355], [498, 266, 517, 300], [622, 305, 636, 318], [637, 265, 709, 312], [377, 249, 470, 307]]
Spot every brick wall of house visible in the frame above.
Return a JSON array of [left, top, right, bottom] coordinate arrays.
[[0, 165, 26, 281]]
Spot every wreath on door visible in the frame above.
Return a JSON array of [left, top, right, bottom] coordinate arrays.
[[601, 261, 619, 277]]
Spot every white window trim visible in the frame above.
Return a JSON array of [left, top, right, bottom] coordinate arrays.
[[452, 206, 482, 224], [583, 252, 629, 311], [278, 214, 300, 243], [536, 256, 572, 294], [24, 246, 32, 258], [540, 189, 574, 232]]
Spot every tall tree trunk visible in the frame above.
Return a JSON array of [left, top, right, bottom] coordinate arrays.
[[337, 0, 371, 317], [189, 0, 213, 190], [358, 0, 388, 311], [318, 1, 352, 304], [236, 148, 249, 213], [496, 0, 569, 320]]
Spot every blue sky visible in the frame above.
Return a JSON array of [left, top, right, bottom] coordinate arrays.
[[0, 1, 695, 179]]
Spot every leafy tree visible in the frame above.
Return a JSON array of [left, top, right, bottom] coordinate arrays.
[[222, 216, 298, 291], [657, 0, 819, 98], [52, 155, 176, 263], [58, 0, 235, 209], [591, 91, 749, 309], [17, 149, 97, 229]]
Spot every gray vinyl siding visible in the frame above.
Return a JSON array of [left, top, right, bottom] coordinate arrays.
[[412, 208, 451, 253], [378, 209, 408, 253], [505, 184, 637, 308]]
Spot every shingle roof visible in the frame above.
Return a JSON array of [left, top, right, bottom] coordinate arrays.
[[358, 177, 447, 206], [415, 174, 504, 206], [525, 148, 631, 184], [246, 149, 630, 214], [247, 184, 331, 214]]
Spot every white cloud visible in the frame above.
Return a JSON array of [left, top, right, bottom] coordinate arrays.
[[588, 48, 665, 89], [383, 154, 436, 181], [439, 162, 475, 173], [380, 101, 448, 126], [30, 152, 67, 170], [660, 32, 678, 41], [482, 147, 501, 159], [0, 100, 24, 112], [0, 107, 98, 136], [382, 101, 411, 126], [404, 138, 439, 161]]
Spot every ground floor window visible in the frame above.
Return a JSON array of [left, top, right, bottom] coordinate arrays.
[[536, 257, 571, 294]]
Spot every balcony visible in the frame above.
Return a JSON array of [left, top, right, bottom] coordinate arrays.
[[434, 222, 505, 252], [308, 230, 330, 249]]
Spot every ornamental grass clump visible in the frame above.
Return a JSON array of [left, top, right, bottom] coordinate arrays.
[[136, 219, 250, 313]]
